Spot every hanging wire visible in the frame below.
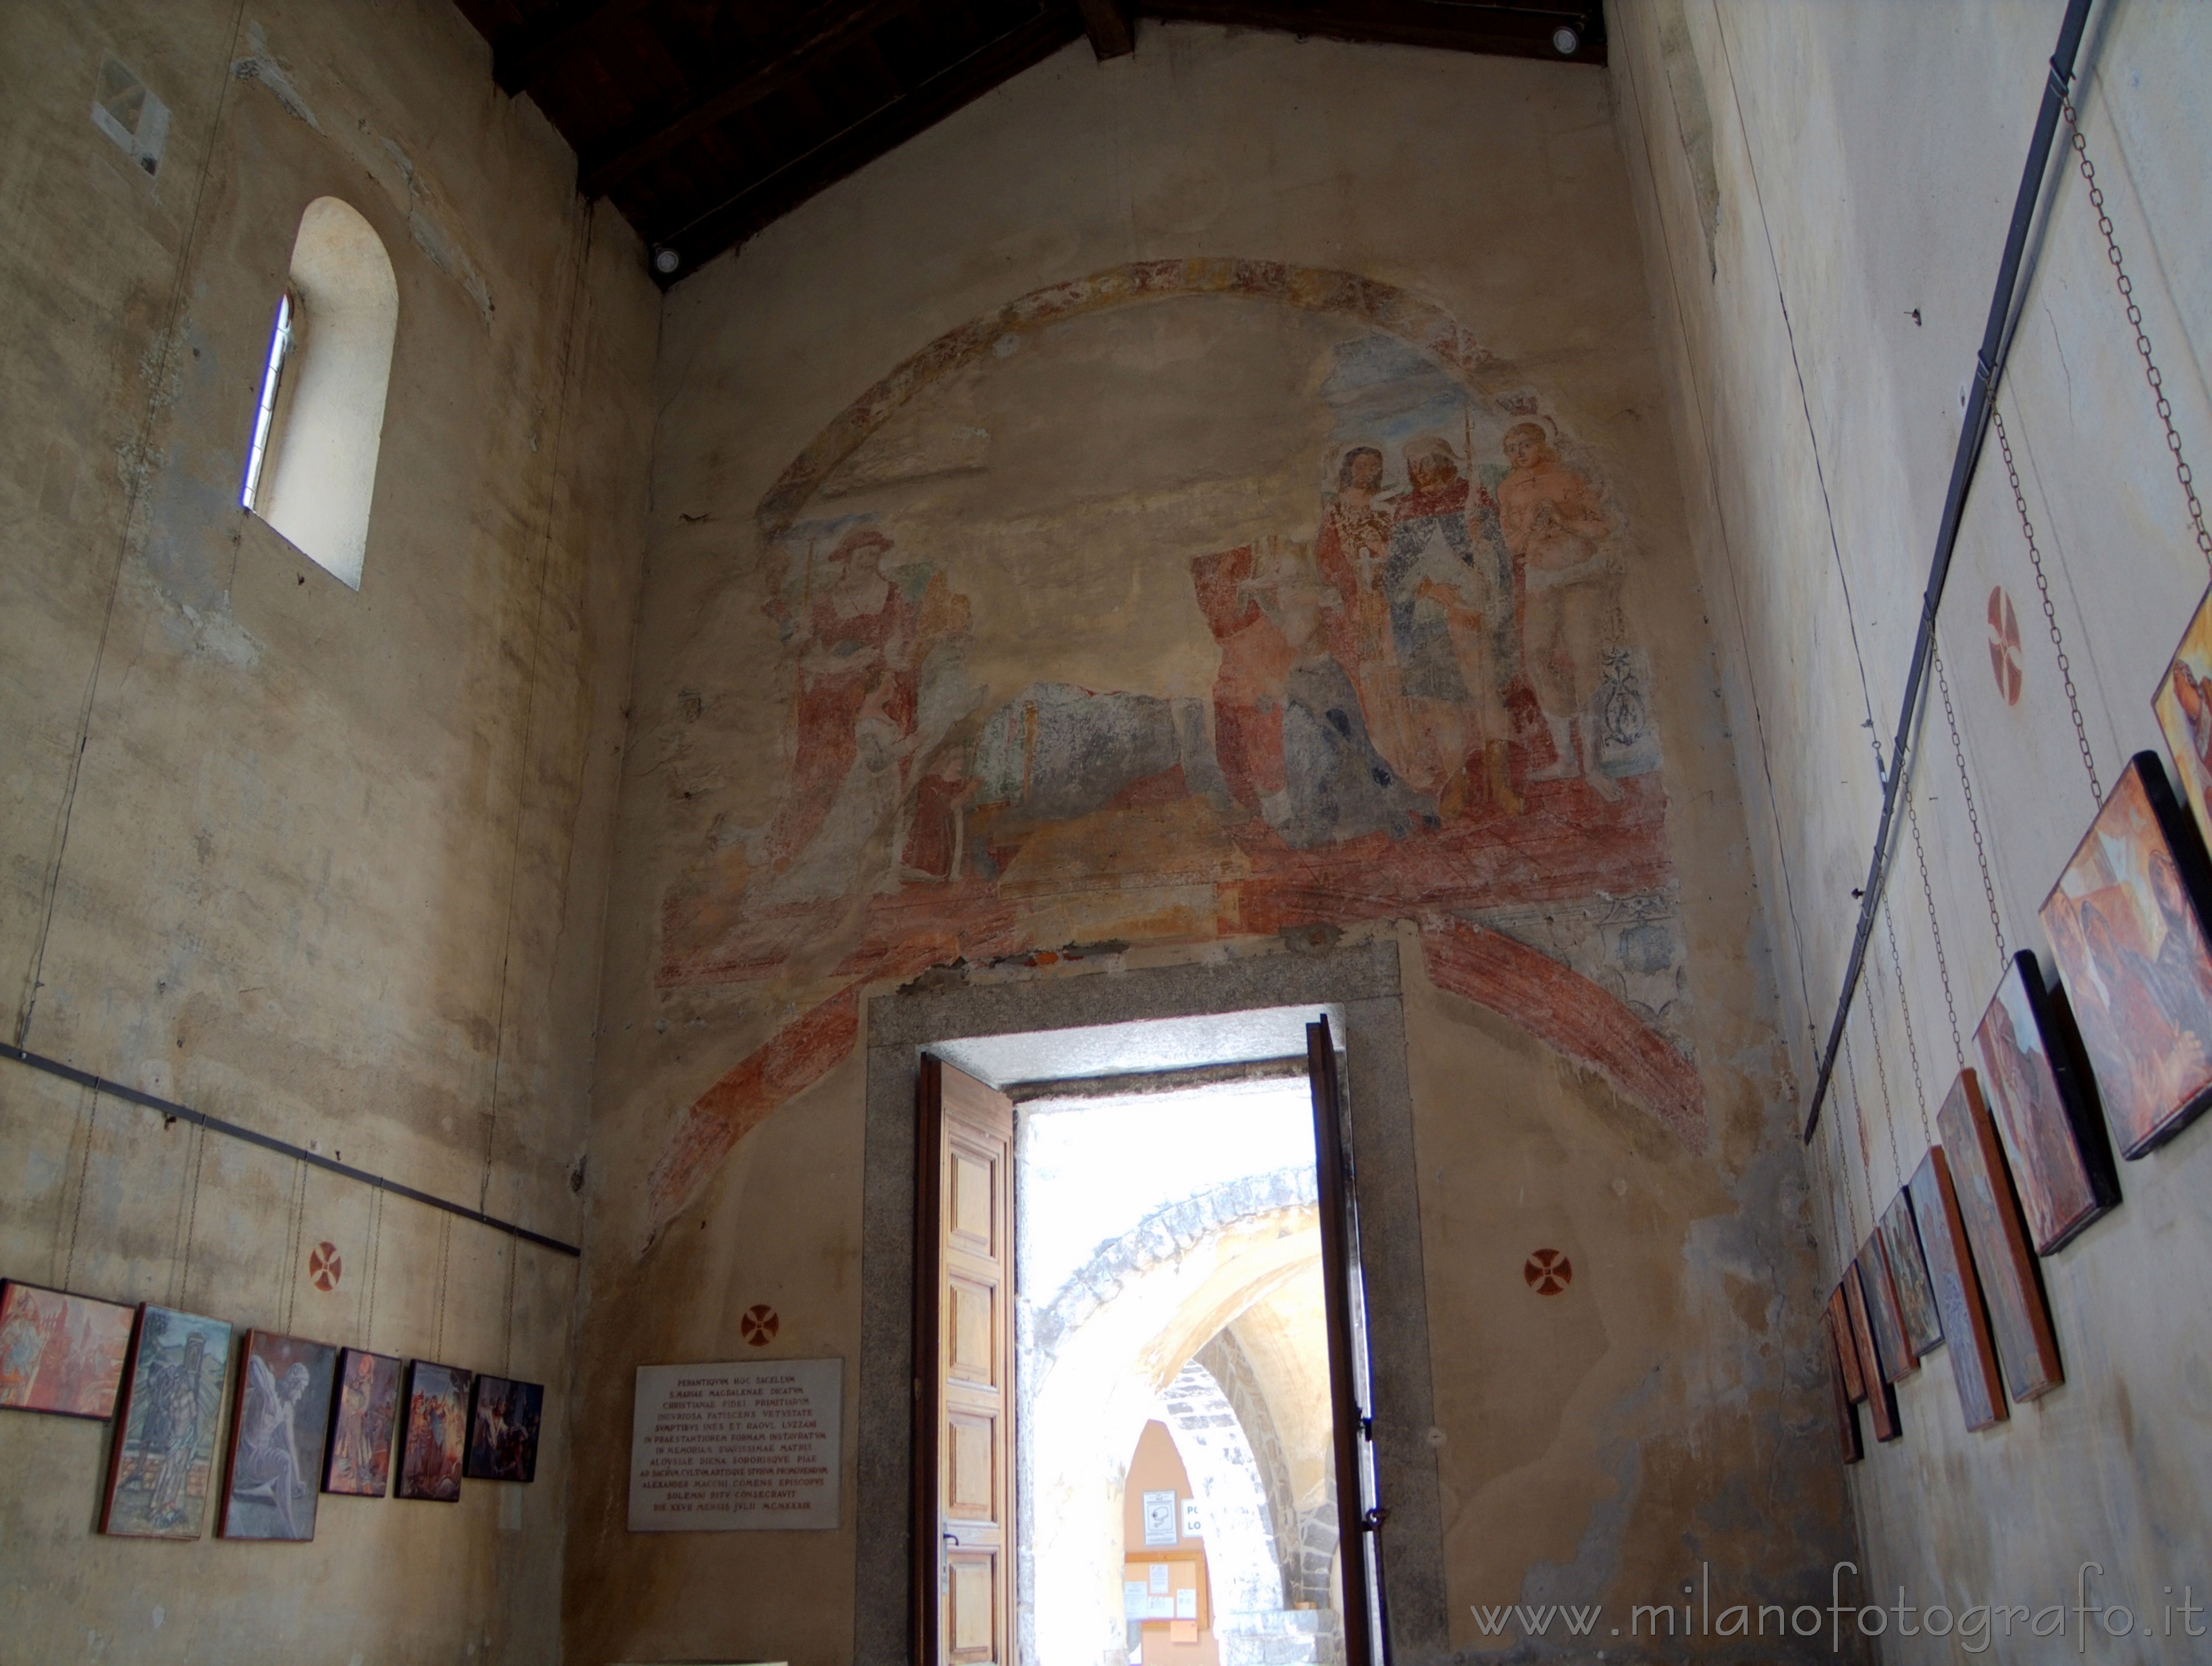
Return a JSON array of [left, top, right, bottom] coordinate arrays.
[[176, 1121, 209, 1312], [63, 1088, 98, 1293], [2061, 98, 2212, 576], [1904, 789, 1967, 1074], [1881, 897, 1937, 1151], [362, 1186, 385, 1352], [1934, 647, 2007, 964], [1859, 970, 1900, 1199], [1991, 401, 2103, 802]]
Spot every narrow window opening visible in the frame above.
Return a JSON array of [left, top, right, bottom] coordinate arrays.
[[243, 197, 397, 590], [239, 291, 293, 513]]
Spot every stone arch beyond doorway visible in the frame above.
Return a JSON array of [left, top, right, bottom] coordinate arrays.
[[856, 942, 1447, 1666]]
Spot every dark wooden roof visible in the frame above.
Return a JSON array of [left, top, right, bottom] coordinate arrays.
[[453, 1, 1605, 284]]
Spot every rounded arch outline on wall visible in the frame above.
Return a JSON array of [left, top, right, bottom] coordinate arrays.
[[754, 256, 1517, 535], [643, 259, 1709, 1252]]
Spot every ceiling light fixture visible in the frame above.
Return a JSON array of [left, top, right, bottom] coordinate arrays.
[[653, 247, 681, 275], [1552, 24, 1580, 54]]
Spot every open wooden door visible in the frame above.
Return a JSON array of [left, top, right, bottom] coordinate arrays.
[[914, 1056, 1016, 1666], [1309, 1016, 1387, 1666]]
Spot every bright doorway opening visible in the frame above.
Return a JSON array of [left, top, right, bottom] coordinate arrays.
[[919, 1006, 1377, 1666]]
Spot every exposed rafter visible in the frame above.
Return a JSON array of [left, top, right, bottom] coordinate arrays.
[[1077, 0, 1138, 58], [649, 4, 1084, 264], [494, 0, 653, 94], [579, 0, 938, 198], [453, 0, 1606, 283]]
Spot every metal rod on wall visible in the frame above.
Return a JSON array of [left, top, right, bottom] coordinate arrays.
[[1801, 0, 2097, 1143], [1, 1042, 581, 1257]]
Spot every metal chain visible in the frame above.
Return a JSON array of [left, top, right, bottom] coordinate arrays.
[[1879, 895, 1934, 1149], [1863, 983, 1905, 1197], [1934, 647, 2007, 963], [2062, 98, 2212, 575], [1991, 401, 2103, 802], [1838, 1033, 1877, 1248], [1904, 790, 1965, 1073]]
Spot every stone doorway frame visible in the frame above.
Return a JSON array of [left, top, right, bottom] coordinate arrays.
[[853, 936, 1447, 1666]]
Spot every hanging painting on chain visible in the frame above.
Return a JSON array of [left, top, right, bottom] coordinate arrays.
[[1838, 1265, 1898, 1442], [220, 1330, 338, 1540], [397, 1361, 472, 1501], [1935, 1070, 2062, 1403], [1820, 1308, 1862, 1465], [1875, 1189, 1942, 1358], [1970, 952, 2119, 1252], [324, 1347, 401, 1497], [2156, 584, 2212, 845], [1856, 1233, 1917, 1383], [100, 1306, 232, 1538], [0, 1281, 135, 1418], [1905, 1146, 2006, 1432], [463, 1374, 545, 1483], [2040, 751, 2212, 1158]]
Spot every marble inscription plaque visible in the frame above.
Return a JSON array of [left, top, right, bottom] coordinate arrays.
[[629, 1357, 842, 1531]]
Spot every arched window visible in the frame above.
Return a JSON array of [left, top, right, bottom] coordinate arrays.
[[239, 197, 397, 589]]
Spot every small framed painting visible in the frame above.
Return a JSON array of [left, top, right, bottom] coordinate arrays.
[[1840, 1266, 1899, 1442], [2040, 752, 2212, 1157], [1824, 1287, 1864, 1402], [1876, 1188, 1942, 1359], [220, 1330, 338, 1540], [100, 1306, 232, 1539], [397, 1361, 472, 1502], [1857, 1234, 1916, 1383], [2154, 581, 2212, 844], [1820, 1309, 1863, 1464], [0, 1281, 135, 1419], [463, 1374, 544, 1483], [1971, 952, 2119, 1252], [1935, 1070, 2062, 1402], [323, 1348, 401, 1497], [1906, 1146, 2006, 1432]]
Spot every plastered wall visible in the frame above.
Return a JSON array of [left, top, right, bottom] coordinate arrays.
[[1615, 0, 2212, 1656], [0, 2, 655, 1660], [573, 22, 1856, 1665]]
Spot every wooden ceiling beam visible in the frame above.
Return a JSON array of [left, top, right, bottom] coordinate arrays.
[[647, 3, 1084, 278], [1145, 0, 1604, 65], [1077, 0, 1136, 58], [494, 0, 655, 94], [579, 0, 937, 199]]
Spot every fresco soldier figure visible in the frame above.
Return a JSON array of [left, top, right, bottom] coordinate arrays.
[[1498, 421, 1621, 801]]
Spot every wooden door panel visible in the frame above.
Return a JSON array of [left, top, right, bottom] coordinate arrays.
[[947, 1409, 995, 1519], [948, 1274, 997, 1384], [948, 1553, 999, 1661], [917, 1056, 1015, 1666], [950, 1147, 996, 1253]]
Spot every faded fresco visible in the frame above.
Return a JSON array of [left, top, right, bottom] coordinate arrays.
[[648, 262, 1698, 1244]]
